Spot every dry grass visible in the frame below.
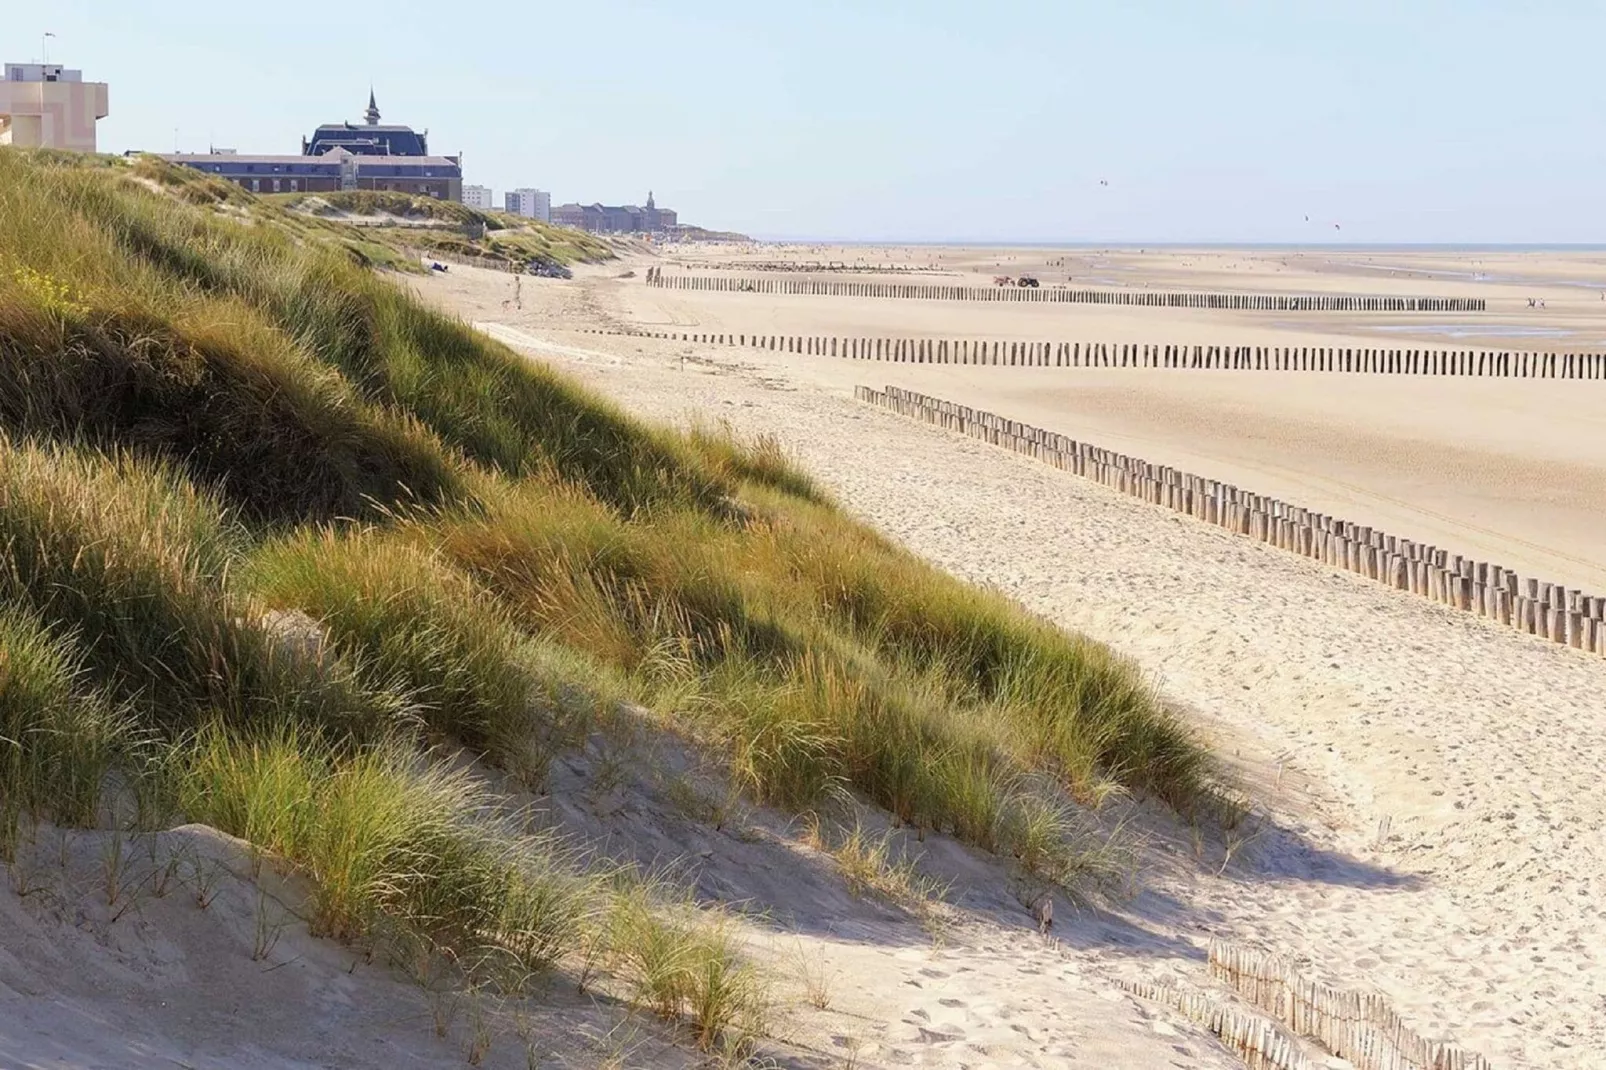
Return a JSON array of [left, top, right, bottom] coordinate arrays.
[[0, 148, 1215, 1050]]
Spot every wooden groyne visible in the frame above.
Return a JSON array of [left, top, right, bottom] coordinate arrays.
[[857, 383, 1606, 658], [578, 329, 1606, 378], [642, 270, 1485, 312]]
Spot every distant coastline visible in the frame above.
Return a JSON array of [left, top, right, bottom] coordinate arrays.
[[745, 239, 1606, 253]]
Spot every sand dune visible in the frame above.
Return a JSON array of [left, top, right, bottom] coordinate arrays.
[[419, 254, 1606, 1068]]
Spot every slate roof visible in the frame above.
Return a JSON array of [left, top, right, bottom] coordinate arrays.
[[304, 122, 430, 157]]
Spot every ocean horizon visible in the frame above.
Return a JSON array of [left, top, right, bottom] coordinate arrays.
[[744, 240, 1606, 253]]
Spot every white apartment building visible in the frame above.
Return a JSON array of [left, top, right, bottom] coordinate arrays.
[[504, 188, 551, 223], [1, 62, 109, 151], [461, 184, 494, 210]]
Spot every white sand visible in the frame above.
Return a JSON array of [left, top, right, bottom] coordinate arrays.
[[599, 253, 1606, 593], [0, 824, 686, 1070], [0, 778, 1240, 1069], [413, 255, 1606, 1069]]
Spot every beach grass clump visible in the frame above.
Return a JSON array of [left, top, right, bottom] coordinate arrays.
[[729, 486, 1205, 806], [171, 723, 595, 967], [684, 422, 828, 506], [245, 526, 606, 771], [425, 483, 801, 669], [0, 438, 403, 739], [825, 822, 949, 910], [0, 604, 133, 856], [605, 884, 767, 1053]]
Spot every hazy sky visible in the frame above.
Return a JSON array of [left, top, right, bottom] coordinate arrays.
[[20, 1, 1606, 243]]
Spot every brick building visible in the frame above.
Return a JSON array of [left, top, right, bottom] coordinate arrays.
[[549, 192, 677, 233], [163, 92, 461, 200]]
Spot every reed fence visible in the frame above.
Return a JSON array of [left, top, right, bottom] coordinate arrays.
[[856, 383, 1606, 658], [642, 270, 1484, 312], [579, 328, 1606, 378]]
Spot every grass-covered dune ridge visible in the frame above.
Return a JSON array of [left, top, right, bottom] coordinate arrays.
[[0, 148, 1207, 1047]]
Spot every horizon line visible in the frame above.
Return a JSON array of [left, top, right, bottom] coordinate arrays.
[[734, 238, 1606, 250]]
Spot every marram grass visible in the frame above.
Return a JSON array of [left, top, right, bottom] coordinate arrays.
[[0, 148, 1210, 1041]]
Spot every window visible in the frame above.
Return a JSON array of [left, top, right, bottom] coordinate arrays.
[[251, 179, 260, 192], [272, 179, 281, 192], [287, 179, 298, 192]]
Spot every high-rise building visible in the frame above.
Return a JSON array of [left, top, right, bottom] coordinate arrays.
[[461, 184, 494, 210], [0, 62, 109, 151], [504, 188, 551, 223]]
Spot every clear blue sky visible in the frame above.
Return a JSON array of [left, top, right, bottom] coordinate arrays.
[[19, 1, 1606, 243]]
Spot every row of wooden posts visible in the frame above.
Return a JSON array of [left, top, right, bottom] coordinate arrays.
[[650, 262, 931, 276], [1120, 979, 1317, 1070], [857, 383, 1606, 658], [579, 328, 1606, 378], [1206, 942, 1489, 1070], [643, 271, 1486, 311]]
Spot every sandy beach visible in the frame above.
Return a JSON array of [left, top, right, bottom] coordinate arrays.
[[414, 249, 1606, 1068], [482, 246, 1606, 594], [626, 244, 1606, 362]]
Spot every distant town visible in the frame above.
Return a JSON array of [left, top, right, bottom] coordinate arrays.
[[2, 61, 712, 237]]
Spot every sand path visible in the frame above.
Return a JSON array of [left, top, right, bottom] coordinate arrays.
[[420, 262, 1606, 1069]]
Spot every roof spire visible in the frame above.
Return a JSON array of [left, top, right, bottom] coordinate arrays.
[[365, 88, 380, 125]]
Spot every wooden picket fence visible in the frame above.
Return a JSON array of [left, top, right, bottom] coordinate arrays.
[[855, 384, 1606, 658], [1119, 979, 1317, 1070], [642, 271, 1485, 312], [1205, 942, 1491, 1070], [578, 328, 1606, 379]]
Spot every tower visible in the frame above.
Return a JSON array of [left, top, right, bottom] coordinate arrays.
[[0, 62, 109, 152], [646, 190, 655, 211], [364, 89, 381, 126]]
